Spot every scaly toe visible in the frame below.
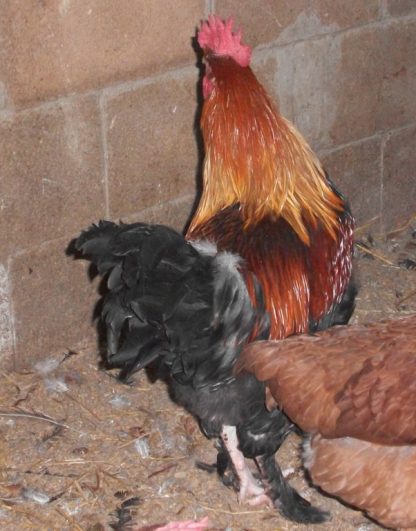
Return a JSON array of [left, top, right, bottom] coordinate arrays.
[[238, 480, 266, 505], [246, 493, 274, 509]]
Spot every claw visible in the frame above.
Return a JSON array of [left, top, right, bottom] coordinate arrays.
[[237, 469, 264, 504], [245, 493, 274, 508]]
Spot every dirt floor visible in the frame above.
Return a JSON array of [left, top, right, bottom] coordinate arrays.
[[0, 220, 415, 531]]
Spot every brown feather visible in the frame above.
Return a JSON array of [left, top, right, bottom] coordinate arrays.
[[306, 435, 416, 529], [188, 207, 353, 339], [334, 349, 416, 444], [238, 315, 416, 443], [188, 57, 343, 245]]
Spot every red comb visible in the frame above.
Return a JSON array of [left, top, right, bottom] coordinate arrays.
[[198, 16, 251, 67]]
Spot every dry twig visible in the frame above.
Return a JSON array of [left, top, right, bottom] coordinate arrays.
[[1, 503, 52, 528], [396, 288, 416, 308], [147, 463, 177, 479], [0, 411, 84, 435], [355, 243, 396, 266], [117, 433, 151, 450], [199, 504, 269, 516], [66, 392, 103, 422], [54, 507, 84, 531], [355, 215, 380, 234], [385, 213, 416, 238]]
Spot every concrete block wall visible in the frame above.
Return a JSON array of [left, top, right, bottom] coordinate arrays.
[[0, 1, 415, 367]]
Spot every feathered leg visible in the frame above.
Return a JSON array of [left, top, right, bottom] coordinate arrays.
[[195, 439, 239, 489], [255, 454, 329, 523], [236, 407, 329, 523]]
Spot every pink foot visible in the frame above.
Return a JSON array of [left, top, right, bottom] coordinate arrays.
[[238, 469, 264, 504], [246, 493, 274, 508], [221, 426, 271, 507]]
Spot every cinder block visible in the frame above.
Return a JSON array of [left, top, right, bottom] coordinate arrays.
[[382, 125, 416, 230], [10, 237, 100, 368], [329, 19, 416, 146], [0, 0, 205, 107], [320, 137, 382, 227], [274, 35, 340, 150], [0, 96, 106, 261], [105, 71, 199, 220], [214, 0, 380, 47], [386, 0, 416, 16], [121, 194, 196, 233], [251, 50, 295, 122], [276, 18, 416, 149]]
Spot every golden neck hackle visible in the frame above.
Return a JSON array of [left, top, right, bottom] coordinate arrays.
[[190, 59, 343, 244]]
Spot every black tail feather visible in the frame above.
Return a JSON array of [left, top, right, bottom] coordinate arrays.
[[75, 220, 265, 388]]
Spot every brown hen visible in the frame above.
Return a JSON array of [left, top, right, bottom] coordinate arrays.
[[238, 314, 416, 529]]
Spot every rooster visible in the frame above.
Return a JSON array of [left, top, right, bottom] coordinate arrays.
[[186, 14, 355, 518], [238, 315, 416, 529], [76, 222, 322, 518], [187, 16, 355, 339]]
